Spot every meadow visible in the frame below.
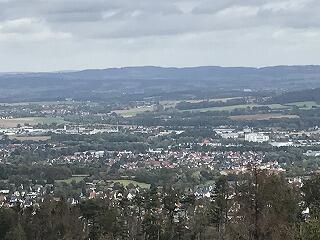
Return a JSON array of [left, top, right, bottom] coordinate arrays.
[[181, 103, 287, 112], [112, 105, 155, 117], [229, 113, 300, 121], [284, 101, 320, 109], [56, 175, 88, 184], [107, 179, 150, 189], [0, 117, 66, 128], [8, 135, 51, 141]]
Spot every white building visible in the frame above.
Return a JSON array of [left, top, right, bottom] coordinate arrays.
[[245, 133, 269, 143], [270, 141, 293, 147], [220, 132, 239, 139]]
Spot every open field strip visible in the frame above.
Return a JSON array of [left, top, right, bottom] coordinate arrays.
[[56, 176, 87, 184], [107, 179, 150, 189], [229, 113, 300, 121], [0, 117, 66, 128], [181, 103, 288, 112], [113, 105, 155, 117], [284, 101, 320, 109], [160, 97, 243, 108], [8, 135, 51, 141]]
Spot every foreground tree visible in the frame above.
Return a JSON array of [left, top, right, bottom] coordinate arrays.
[[228, 169, 300, 240], [301, 175, 320, 240]]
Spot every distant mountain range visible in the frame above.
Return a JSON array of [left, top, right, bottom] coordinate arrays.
[[1, 65, 320, 102]]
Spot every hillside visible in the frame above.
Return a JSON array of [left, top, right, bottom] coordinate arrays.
[[268, 87, 320, 104], [1, 65, 320, 102]]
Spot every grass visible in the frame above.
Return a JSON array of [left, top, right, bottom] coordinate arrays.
[[284, 101, 320, 110], [113, 106, 155, 117], [181, 104, 287, 112], [36, 117, 67, 125], [108, 179, 150, 189], [114, 97, 247, 116], [160, 97, 243, 108], [112, 100, 320, 117], [56, 177, 150, 188], [56, 176, 86, 184], [8, 135, 51, 141], [229, 113, 300, 121], [0, 117, 66, 128]]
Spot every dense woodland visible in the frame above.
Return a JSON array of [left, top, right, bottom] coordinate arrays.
[[1, 170, 320, 240]]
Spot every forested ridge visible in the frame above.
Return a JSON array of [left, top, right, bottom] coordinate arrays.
[[2, 66, 320, 102]]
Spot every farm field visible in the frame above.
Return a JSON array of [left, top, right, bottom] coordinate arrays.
[[229, 113, 300, 121], [8, 135, 51, 141], [284, 101, 320, 109], [160, 97, 243, 108], [113, 105, 155, 117], [113, 97, 246, 116], [111, 100, 320, 117], [0, 117, 66, 128], [56, 175, 88, 184], [107, 179, 150, 189], [181, 103, 287, 112]]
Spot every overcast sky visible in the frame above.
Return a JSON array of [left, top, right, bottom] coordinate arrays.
[[0, 0, 320, 72]]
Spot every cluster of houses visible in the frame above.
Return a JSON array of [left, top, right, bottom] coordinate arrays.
[[0, 184, 53, 208], [0, 101, 90, 118], [2, 122, 320, 177], [1, 119, 320, 215], [47, 147, 286, 176]]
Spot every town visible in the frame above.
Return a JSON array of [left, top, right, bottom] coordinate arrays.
[[1, 78, 320, 239], [0, 92, 319, 214], [1, 0, 320, 237]]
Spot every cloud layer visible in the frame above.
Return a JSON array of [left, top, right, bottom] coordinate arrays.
[[0, 0, 320, 71]]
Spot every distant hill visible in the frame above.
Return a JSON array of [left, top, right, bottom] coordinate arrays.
[[268, 87, 320, 104], [1, 65, 320, 102]]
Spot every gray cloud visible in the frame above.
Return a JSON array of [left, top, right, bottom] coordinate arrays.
[[0, 0, 318, 38], [0, 0, 319, 71]]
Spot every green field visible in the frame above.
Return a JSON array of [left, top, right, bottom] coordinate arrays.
[[112, 103, 290, 116], [8, 135, 51, 141], [111, 100, 320, 117], [181, 103, 287, 112], [0, 117, 66, 128], [230, 113, 299, 121], [113, 97, 246, 116], [39, 117, 67, 124], [55, 177, 150, 188], [56, 176, 87, 184], [113, 106, 155, 117], [108, 179, 150, 189], [160, 97, 243, 108], [284, 101, 320, 109]]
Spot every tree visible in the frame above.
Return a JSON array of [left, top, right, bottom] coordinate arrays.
[[300, 220, 320, 240], [24, 199, 88, 240], [208, 176, 229, 240], [229, 169, 299, 240], [0, 208, 16, 239], [302, 175, 320, 217], [5, 224, 27, 240], [80, 198, 117, 239], [300, 175, 320, 240]]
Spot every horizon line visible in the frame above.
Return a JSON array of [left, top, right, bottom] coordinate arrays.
[[1, 64, 320, 74]]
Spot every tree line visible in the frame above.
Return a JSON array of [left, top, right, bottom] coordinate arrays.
[[1, 170, 320, 239]]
